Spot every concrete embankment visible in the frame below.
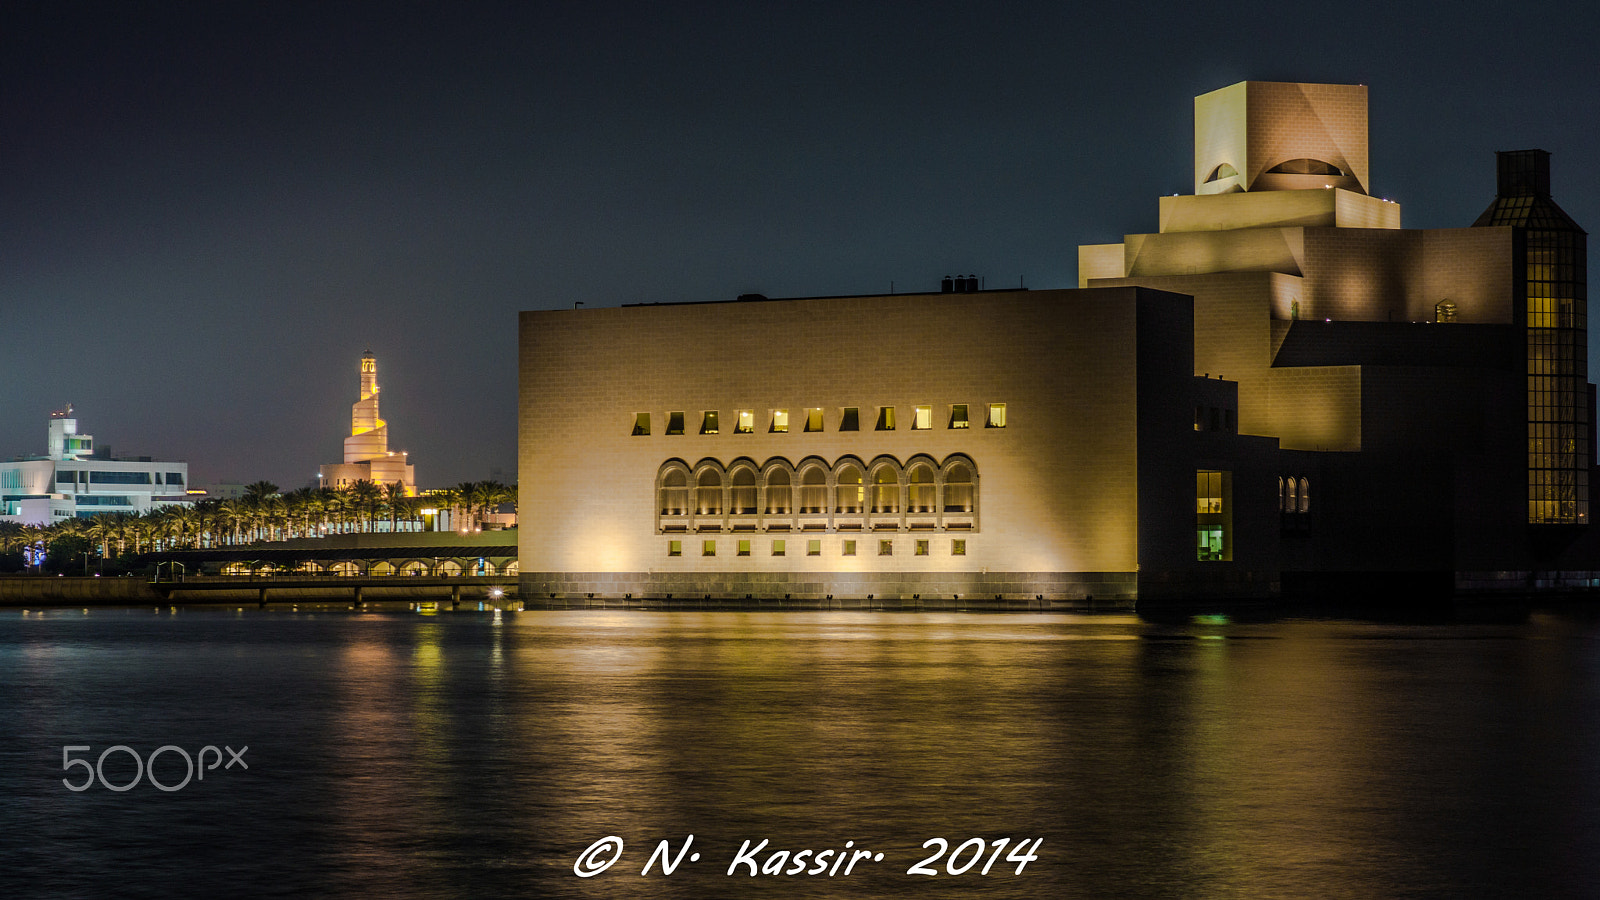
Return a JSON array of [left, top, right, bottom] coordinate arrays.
[[0, 576, 165, 606]]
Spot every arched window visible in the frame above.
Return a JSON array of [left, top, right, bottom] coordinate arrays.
[[835, 466, 863, 513], [1285, 476, 1298, 513], [1277, 476, 1285, 513], [503, 560, 519, 576], [944, 463, 974, 512], [765, 469, 791, 515], [696, 470, 722, 515], [1266, 158, 1344, 176], [907, 465, 936, 513], [730, 468, 757, 514], [872, 467, 900, 513], [438, 560, 463, 576], [372, 561, 396, 576], [1298, 477, 1310, 513], [660, 470, 688, 515], [800, 467, 828, 514]]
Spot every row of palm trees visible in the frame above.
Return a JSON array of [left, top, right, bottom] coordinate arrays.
[[0, 479, 517, 562]]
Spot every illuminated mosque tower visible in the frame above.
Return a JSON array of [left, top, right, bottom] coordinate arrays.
[[319, 351, 417, 495]]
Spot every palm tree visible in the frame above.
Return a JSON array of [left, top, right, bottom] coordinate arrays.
[[348, 480, 382, 533], [382, 481, 407, 533]]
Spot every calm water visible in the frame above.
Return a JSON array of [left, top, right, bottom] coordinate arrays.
[[2, 606, 1598, 899]]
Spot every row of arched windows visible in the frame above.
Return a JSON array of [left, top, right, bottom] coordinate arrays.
[[657, 454, 979, 532], [1279, 476, 1310, 514]]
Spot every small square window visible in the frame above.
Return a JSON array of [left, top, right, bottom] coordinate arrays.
[[736, 410, 754, 433], [876, 407, 896, 430], [807, 539, 821, 556], [701, 411, 719, 434], [772, 410, 789, 433], [951, 539, 966, 556], [702, 540, 716, 557], [950, 404, 969, 429], [840, 407, 860, 431], [879, 539, 893, 556], [987, 403, 1007, 428], [915, 539, 929, 556], [667, 411, 685, 435], [772, 539, 786, 557], [632, 413, 651, 436], [805, 408, 823, 432], [913, 405, 931, 430], [668, 540, 682, 557], [843, 540, 856, 556], [737, 539, 751, 557]]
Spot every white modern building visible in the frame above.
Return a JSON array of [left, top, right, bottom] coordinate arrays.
[[0, 407, 193, 525]]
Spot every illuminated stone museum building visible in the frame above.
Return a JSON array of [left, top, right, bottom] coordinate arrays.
[[320, 352, 417, 496], [519, 81, 1593, 604]]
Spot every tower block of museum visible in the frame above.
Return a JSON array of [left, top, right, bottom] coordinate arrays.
[[1081, 80, 1591, 580], [320, 352, 416, 496]]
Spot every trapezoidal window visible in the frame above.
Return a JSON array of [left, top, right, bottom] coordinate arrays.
[[907, 464, 936, 513], [872, 468, 900, 513], [840, 407, 860, 431], [1265, 158, 1344, 176], [730, 468, 757, 514], [660, 470, 688, 515], [835, 465, 863, 513], [943, 463, 974, 512], [987, 403, 1007, 428], [736, 410, 754, 433], [765, 469, 792, 515], [666, 412, 685, 435], [701, 411, 719, 434], [772, 410, 789, 433], [696, 470, 723, 515], [950, 404, 969, 429], [912, 406, 932, 430], [876, 407, 896, 430], [632, 413, 650, 436], [1204, 163, 1239, 183], [799, 467, 828, 514], [805, 408, 824, 432]]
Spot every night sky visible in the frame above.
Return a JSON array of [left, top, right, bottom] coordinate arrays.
[[5, 1, 1598, 490]]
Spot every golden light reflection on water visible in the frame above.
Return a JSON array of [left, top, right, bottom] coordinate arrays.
[[13, 608, 1590, 899]]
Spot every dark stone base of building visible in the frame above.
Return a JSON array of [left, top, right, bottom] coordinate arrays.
[[519, 571, 1138, 608]]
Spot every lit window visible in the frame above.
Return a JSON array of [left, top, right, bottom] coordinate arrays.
[[765, 469, 791, 514], [879, 539, 893, 556], [805, 408, 824, 432], [737, 539, 751, 557], [772, 410, 789, 433], [876, 407, 895, 430], [950, 405, 969, 429], [915, 539, 929, 556], [908, 465, 935, 513], [872, 467, 900, 513], [736, 410, 754, 433], [660, 470, 688, 515], [667, 412, 685, 435], [843, 540, 856, 556], [668, 540, 681, 557], [952, 539, 966, 556], [807, 539, 821, 556], [772, 539, 786, 557], [696, 470, 722, 515], [701, 411, 719, 434], [1298, 477, 1310, 513], [702, 540, 716, 557], [800, 467, 827, 514], [1196, 470, 1230, 561], [632, 413, 650, 436], [987, 403, 1007, 428], [913, 406, 931, 429], [835, 466, 863, 513], [731, 468, 757, 514], [840, 407, 859, 431]]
